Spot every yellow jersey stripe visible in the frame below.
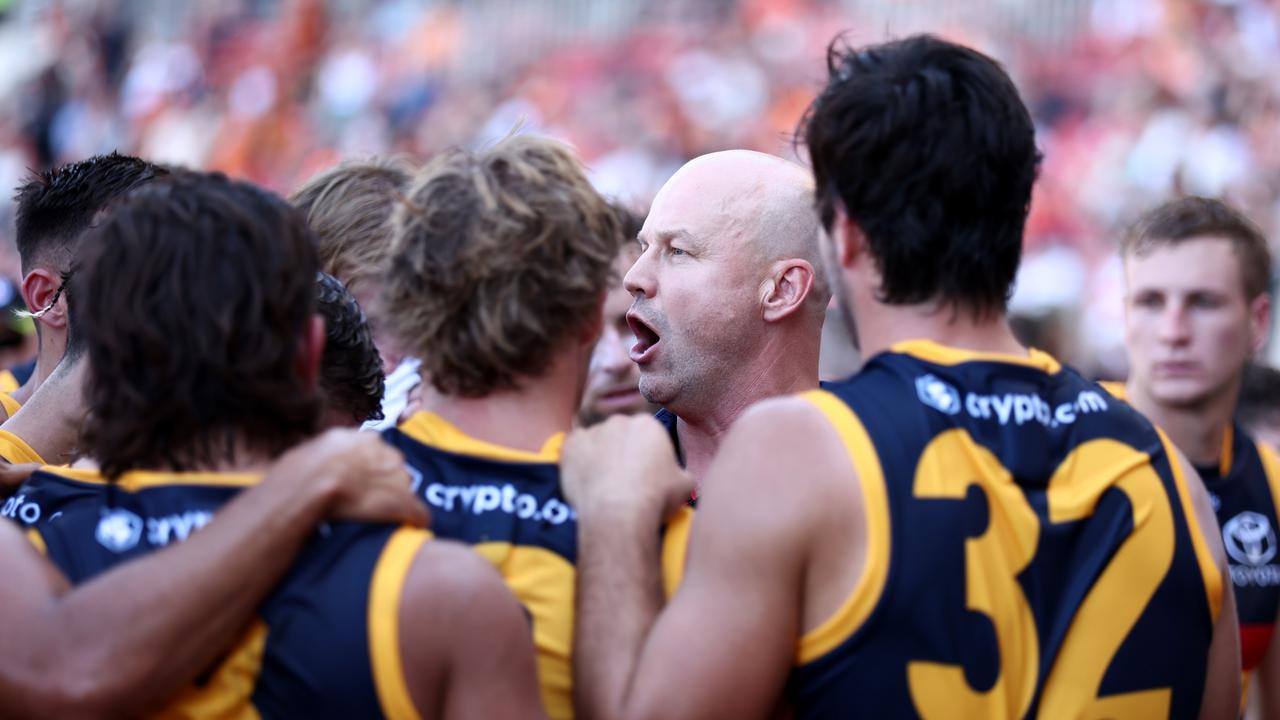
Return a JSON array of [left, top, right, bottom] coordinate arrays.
[[0, 430, 43, 465], [661, 505, 695, 599], [472, 541, 575, 720], [1157, 428, 1224, 623], [795, 389, 891, 665], [0, 391, 20, 419], [1220, 424, 1234, 477], [368, 527, 430, 720], [25, 528, 46, 555], [891, 339, 1061, 374], [0, 369, 19, 394], [398, 411, 563, 464], [37, 466, 259, 491], [1099, 381, 1127, 401], [1255, 441, 1280, 567]]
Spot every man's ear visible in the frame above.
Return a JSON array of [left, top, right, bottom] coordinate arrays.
[[761, 259, 816, 323], [21, 268, 68, 329], [296, 314, 327, 390], [1249, 292, 1271, 356]]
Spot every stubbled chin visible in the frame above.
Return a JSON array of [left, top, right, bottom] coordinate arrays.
[[1149, 379, 1215, 408]]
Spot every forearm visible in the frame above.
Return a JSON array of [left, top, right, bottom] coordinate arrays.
[[574, 500, 667, 720], [29, 469, 338, 716]]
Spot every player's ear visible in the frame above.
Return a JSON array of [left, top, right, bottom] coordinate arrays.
[[1248, 291, 1271, 356], [296, 314, 327, 390], [761, 259, 816, 323], [22, 268, 68, 330]]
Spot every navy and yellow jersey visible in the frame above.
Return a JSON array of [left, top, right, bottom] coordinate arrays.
[[1103, 381, 1280, 673], [383, 410, 576, 720], [0, 429, 43, 465], [775, 340, 1221, 719], [0, 390, 20, 420], [13, 466, 427, 720], [0, 368, 18, 394]]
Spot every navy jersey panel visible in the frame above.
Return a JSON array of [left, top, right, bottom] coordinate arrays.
[[786, 347, 1214, 719], [382, 426, 575, 562], [1201, 424, 1280, 671], [17, 470, 396, 719]]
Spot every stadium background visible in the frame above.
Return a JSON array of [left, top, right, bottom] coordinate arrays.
[[0, 0, 1275, 379]]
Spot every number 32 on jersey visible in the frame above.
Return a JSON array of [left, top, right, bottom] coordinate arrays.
[[908, 429, 1174, 719]]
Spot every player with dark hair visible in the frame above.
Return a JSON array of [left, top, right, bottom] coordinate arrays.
[[562, 34, 1239, 718], [13, 170, 543, 717], [1108, 196, 1280, 710], [5, 152, 167, 420], [316, 271, 385, 427], [381, 134, 625, 719]]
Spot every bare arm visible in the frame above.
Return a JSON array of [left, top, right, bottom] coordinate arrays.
[[0, 429, 426, 719], [1175, 452, 1243, 720], [401, 541, 547, 720], [564, 404, 847, 720]]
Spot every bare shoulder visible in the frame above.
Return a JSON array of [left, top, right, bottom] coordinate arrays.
[[707, 392, 856, 497], [401, 540, 518, 619], [696, 392, 862, 553]]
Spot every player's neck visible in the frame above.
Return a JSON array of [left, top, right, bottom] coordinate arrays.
[[11, 339, 65, 405], [854, 301, 1025, 361], [1127, 382, 1236, 468], [674, 339, 819, 484], [422, 354, 581, 454]]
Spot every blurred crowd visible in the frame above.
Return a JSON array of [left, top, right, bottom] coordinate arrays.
[[0, 0, 1277, 377]]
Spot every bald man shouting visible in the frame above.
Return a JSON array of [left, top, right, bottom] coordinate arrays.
[[626, 150, 830, 484]]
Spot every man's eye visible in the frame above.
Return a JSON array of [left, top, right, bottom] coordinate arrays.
[[671, 247, 686, 257]]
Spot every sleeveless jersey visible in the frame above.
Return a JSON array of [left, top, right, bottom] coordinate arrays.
[[14, 466, 425, 719], [383, 411, 577, 720], [784, 340, 1222, 719], [1102, 381, 1280, 673], [1197, 425, 1280, 672]]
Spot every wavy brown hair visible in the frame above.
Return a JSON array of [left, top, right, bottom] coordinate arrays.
[[384, 135, 623, 397], [70, 171, 320, 479], [290, 156, 413, 293]]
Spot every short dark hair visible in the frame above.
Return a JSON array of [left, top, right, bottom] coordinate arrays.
[[317, 272, 385, 424], [1239, 363, 1280, 433], [385, 135, 623, 397], [1122, 196, 1272, 301], [13, 152, 167, 274], [802, 34, 1041, 318], [70, 171, 320, 479]]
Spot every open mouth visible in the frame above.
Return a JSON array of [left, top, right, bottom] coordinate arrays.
[[627, 313, 661, 364]]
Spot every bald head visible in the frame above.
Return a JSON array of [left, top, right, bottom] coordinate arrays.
[[645, 151, 828, 312]]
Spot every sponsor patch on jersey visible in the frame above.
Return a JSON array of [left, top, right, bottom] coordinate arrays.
[[915, 374, 961, 415], [1224, 511, 1280, 587], [96, 508, 144, 553]]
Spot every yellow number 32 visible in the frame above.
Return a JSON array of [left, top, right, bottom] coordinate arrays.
[[908, 429, 1174, 719]]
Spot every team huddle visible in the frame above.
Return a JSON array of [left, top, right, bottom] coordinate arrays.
[[1, 32, 1276, 719]]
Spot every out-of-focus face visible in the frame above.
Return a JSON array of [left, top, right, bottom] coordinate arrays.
[[623, 171, 762, 413], [579, 252, 654, 425], [1124, 237, 1265, 409]]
